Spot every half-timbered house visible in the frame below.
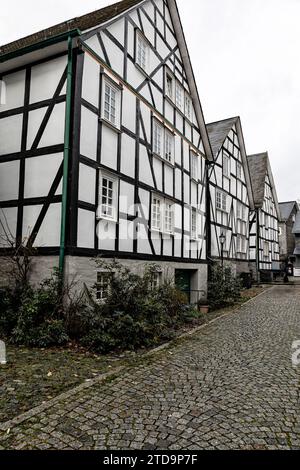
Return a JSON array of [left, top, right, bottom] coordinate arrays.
[[278, 201, 298, 274], [248, 152, 280, 281], [206, 117, 255, 275], [292, 211, 300, 277], [0, 0, 213, 301]]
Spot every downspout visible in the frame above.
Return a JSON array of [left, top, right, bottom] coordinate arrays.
[[59, 35, 74, 277], [256, 209, 260, 282], [206, 160, 212, 279]]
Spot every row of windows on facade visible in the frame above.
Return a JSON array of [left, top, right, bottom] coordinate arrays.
[[136, 32, 193, 121], [103, 42, 193, 133], [99, 173, 203, 239], [99, 173, 250, 244], [223, 152, 243, 180], [216, 190, 247, 220], [263, 241, 276, 258], [102, 77, 198, 169]]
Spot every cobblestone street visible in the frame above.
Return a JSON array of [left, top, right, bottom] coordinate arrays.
[[1, 285, 300, 450]]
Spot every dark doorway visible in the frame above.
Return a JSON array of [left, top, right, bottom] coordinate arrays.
[[175, 270, 191, 303]]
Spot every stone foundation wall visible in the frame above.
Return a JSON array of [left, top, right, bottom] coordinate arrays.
[[65, 256, 208, 302], [0, 255, 208, 302]]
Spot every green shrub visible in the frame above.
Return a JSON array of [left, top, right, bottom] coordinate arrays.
[[1, 260, 203, 353], [208, 264, 242, 310], [74, 260, 197, 353], [1, 269, 69, 347]]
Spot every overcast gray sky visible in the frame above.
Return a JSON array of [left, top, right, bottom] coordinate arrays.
[[1, 0, 299, 202]]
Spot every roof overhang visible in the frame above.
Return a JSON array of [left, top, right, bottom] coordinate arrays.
[[0, 29, 81, 75], [234, 117, 255, 211], [265, 154, 281, 219], [167, 0, 213, 161]]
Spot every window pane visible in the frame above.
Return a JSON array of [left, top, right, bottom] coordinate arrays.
[[164, 202, 174, 233], [153, 121, 162, 156], [165, 131, 174, 163]]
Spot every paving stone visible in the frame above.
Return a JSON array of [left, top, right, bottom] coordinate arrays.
[[1, 285, 300, 450]]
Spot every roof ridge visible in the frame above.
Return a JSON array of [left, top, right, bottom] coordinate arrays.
[[207, 116, 239, 127]]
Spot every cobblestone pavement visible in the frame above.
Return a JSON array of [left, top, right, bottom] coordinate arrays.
[[1, 285, 300, 450]]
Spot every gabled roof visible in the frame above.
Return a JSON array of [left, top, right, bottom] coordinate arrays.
[[0, 0, 143, 56], [207, 117, 238, 158], [0, 0, 213, 161], [279, 201, 298, 222], [206, 116, 255, 210], [247, 152, 280, 217], [292, 212, 300, 234]]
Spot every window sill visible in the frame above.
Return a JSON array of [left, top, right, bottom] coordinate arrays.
[[100, 117, 121, 134], [150, 228, 175, 236], [135, 62, 149, 78], [153, 153, 175, 168], [96, 215, 118, 224]]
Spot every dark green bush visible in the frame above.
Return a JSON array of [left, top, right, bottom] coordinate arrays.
[[1, 260, 203, 353], [0, 269, 69, 347], [75, 260, 199, 353], [208, 264, 242, 310]]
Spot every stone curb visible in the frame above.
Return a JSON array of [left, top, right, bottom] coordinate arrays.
[[0, 286, 273, 433]]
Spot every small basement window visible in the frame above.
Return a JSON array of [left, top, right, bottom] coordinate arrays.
[[96, 272, 111, 301]]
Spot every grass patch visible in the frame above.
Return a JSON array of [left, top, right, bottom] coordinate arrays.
[[0, 345, 132, 423]]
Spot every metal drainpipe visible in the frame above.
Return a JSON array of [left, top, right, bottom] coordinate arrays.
[[59, 35, 74, 278]]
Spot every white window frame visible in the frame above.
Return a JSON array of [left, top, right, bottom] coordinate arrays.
[[101, 78, 121, 129], [237, 201, 241, 219], [150, 271, 162, 290], [98, 171, 118, 221], [164, 200, 175, 234], [185, 93, 193, 121], [265, 214, 269, 227], [96, 272, 112, 301], [190, 151, 199, 180], [216, 190, 227, 213], [191, 208, 201, 240], [175, 81, 184, 112], [151, 196, 174, 234], [236, 235, 241, 253], [165, 71, 174, 101], [263, 241, 269, 258], [236, 162, 242, 179], [164, 129, 175, 165], [136, 31, 149, 72], [223, 154, 230, 178], [151, 195, 163, 231], [153, 120, 163, 157], [241, 236, 246, 254]]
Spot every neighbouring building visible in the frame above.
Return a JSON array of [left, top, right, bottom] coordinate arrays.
[[292, 211, 300, 277], [278, 201, 298, 274], [0, 0, 213, 302], [248, 152, 280, 281], [206, 117, 255, 276]]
